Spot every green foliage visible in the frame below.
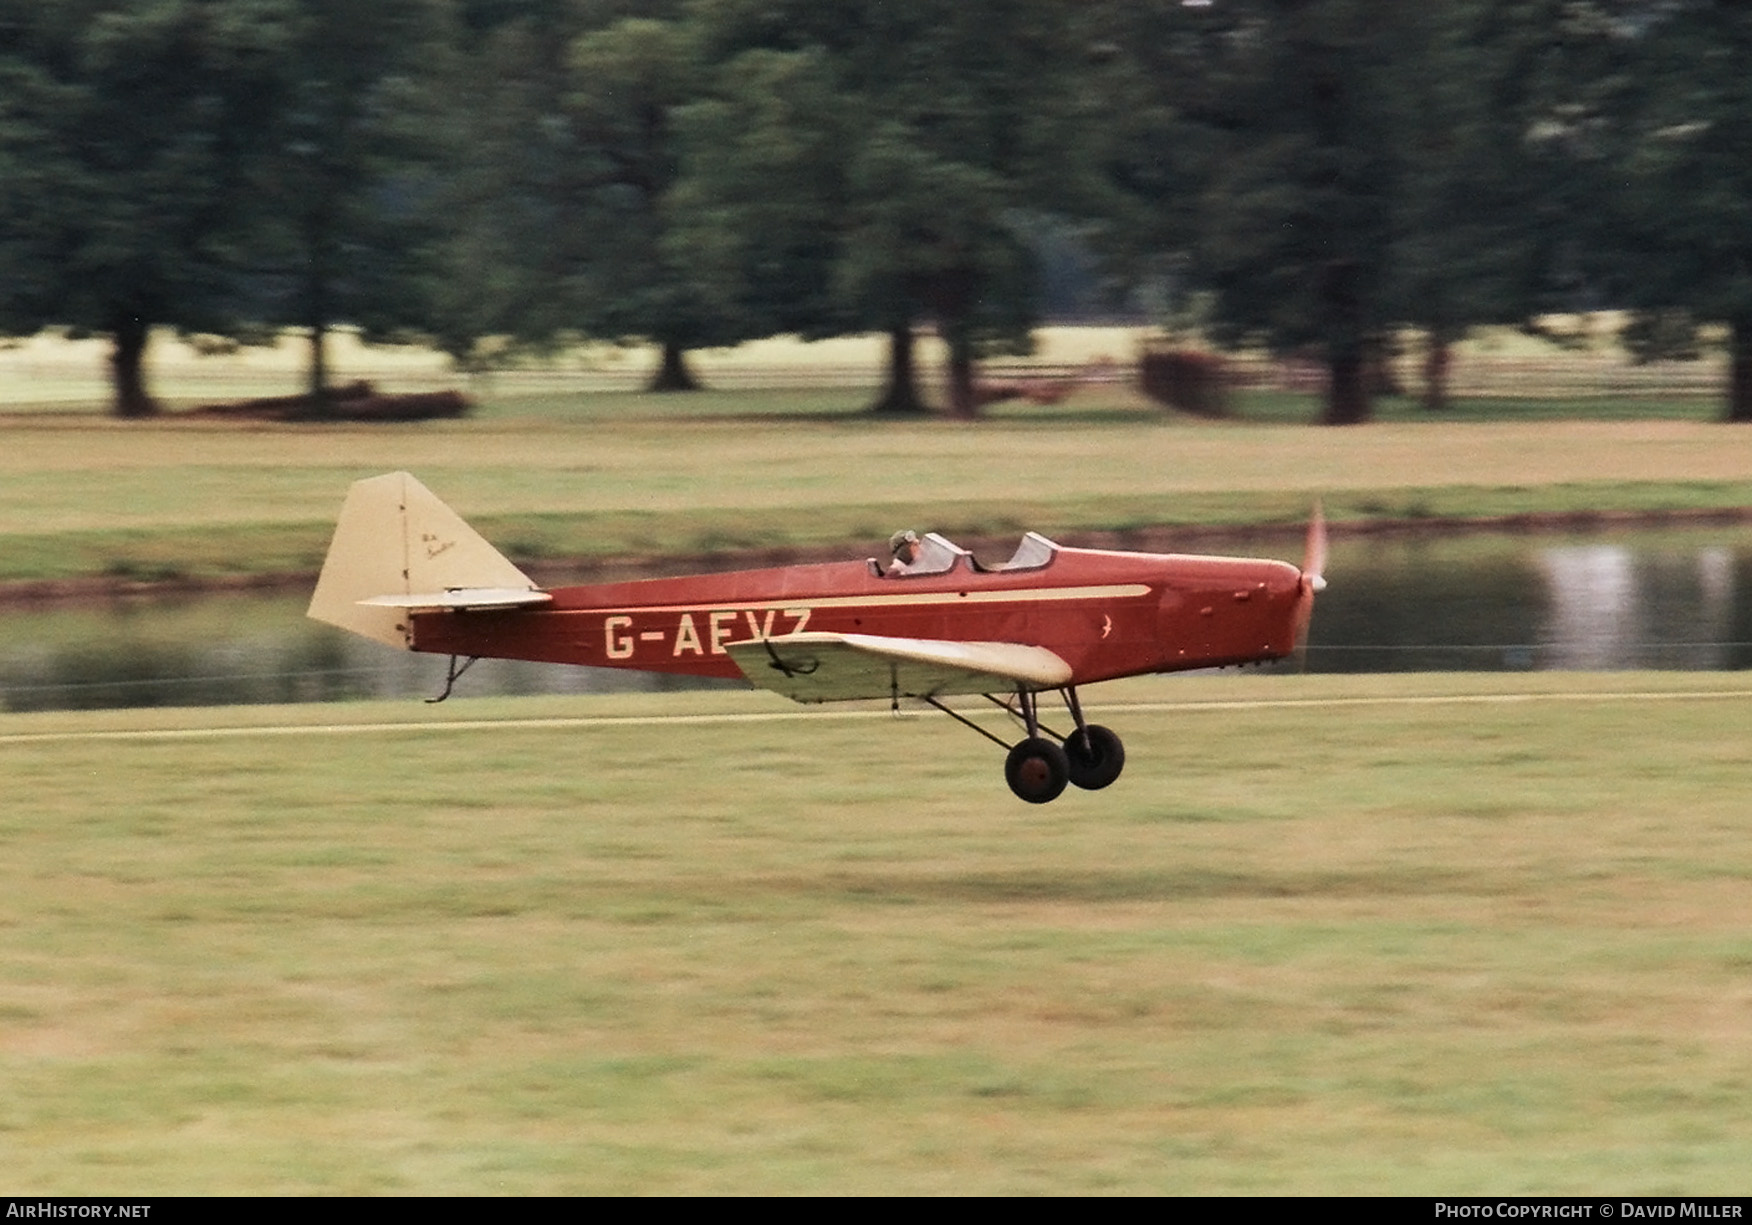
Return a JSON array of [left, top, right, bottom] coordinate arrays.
[[673, 0, 1088, 412], [243, 0, 462, 405], [9, 0, 1752, 423], [438, 5, 737, 385], [668, 45, 853, 342], [1605, 2, 1752, 418], [0, 0, 293, 412], [1091, 1, 1720, 423], [1389, 5, 1577, 348], [562, 15, 721, 359], [1620, 309, 1706, 365], [0, 0, 458, 413], [1162, 1, 1424, 422]]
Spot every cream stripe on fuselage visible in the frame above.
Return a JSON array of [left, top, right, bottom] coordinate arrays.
[[549, 583, 1153, 617]]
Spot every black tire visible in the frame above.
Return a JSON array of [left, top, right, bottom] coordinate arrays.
[[1005, 737, 1070, 804], [1064, 724, 1125, 791]]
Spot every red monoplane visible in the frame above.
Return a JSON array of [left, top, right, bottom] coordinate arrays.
[[309, 472, 1326, 803]]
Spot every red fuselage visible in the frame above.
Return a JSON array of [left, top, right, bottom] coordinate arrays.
[[411, 545, 1307, 687]]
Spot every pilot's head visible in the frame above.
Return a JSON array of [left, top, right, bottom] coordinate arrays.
[[889, 529, 920, 562]]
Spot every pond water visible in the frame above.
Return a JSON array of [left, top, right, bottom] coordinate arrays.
[[1307, 525, 1752, 673], [4, 524, 1751, 712]]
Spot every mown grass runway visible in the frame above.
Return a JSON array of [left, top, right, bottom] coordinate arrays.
[[3, 672, 1749, 1193], [5, 407, 1752, 584]]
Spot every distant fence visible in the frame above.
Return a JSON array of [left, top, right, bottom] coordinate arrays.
[[459, 353, 1734, 400], [0, 346, 1731, 407], [460, 358, 1140, 393], [1221, 353, 1727, 399], [463, 364, 880, 393]]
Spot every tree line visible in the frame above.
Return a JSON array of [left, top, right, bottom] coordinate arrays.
[[2, 0, 1748, 423]]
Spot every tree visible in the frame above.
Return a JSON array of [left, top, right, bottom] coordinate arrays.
[[1096, 1, 1572, 423], [434, 4, 610, 366], [683, 0, 1088, 416], [563, 14, 732, 390], [0, 0, 288, 416], [1078, 0, 1224, 321], [431, 9, 581, 363], [1389, 5, 1524, 411], [246, 0, 460, 413], [1607, 1, 1752, 421], [441, 5, 738, 390], [446, 0, 1092, 410], [669, 25, 925, 411], [666, 45, 854, 359], [1188, 0, 1416, 424], [1382, 1, 1621, 413]]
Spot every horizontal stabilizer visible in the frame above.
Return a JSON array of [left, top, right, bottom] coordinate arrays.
[[360, 588, 554, 611], [726, 631, 1072, 703]]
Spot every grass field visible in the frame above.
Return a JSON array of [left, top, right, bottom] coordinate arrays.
[[2, 325, 1750, 586], [3, 672, 1750, 1194], [3, 409, 1752, 585], [4, 326, 1748, 1195]]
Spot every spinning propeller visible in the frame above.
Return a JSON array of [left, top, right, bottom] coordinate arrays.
[[1293, 503, 1327, 657], [1303, 502, 1327, 593]]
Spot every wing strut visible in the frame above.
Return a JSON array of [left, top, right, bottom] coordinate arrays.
[[922, 688, 1076, 751], [923, 695, 1014, 750]]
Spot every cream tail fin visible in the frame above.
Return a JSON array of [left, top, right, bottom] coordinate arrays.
[[307, 471, 541, 648]]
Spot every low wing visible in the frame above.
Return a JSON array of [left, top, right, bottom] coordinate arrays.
[[360, 588, 553, 611], [724, 631, 1072, 703]]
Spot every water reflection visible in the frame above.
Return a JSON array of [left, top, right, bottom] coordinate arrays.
[[4, 524, 1752, 712], [1302, 527, 1752, 673], [0, 595, 740, 713]]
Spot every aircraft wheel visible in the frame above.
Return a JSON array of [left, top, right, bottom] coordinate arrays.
[[1064, 725, 1125, 790], [1005, 737, 1070, 804]]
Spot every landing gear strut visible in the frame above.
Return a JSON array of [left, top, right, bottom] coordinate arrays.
[[924, 686, 1126, 803], [1061, 688, 1125, 791]]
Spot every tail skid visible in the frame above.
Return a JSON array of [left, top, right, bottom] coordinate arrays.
[[307, 472, 543, 648]]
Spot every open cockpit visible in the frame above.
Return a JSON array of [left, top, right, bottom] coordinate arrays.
[[872, 531, 1062, 578]]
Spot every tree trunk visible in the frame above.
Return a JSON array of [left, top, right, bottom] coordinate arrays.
[[1317, 258, 1370, 425], [648, 339, 703, 391], [303, 322, 331, 419], [1422, 329, 1453, 413], [868, 323, 930, 415], [944, 324, 978, 420], [1727, 318, 1752, 423], [1365, 336, 1402, 397], [298, 205, 335, 420], [109, 315, 159, 418], [1322, 342, 1371, 425]]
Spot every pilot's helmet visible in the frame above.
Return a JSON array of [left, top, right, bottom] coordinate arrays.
[[889, 529, 919, 555]]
